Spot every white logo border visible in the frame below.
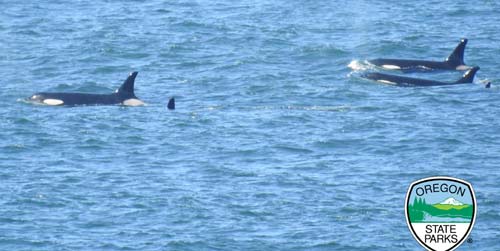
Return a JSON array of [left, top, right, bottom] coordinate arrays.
[[404, 176, 477, 251]]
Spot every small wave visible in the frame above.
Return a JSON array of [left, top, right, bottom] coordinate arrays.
[[255, 105, 350, 112], [17, 98, 31, 104], [155, 9, 171, 14], [285, 105, 350, 112], [300, 44, 348, 56], [347, 60, 375, 71], [478, 78, 494, 88], [274, 145, 313, 154]]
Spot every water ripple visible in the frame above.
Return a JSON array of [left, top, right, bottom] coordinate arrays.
[[1, 0, 500, 251]]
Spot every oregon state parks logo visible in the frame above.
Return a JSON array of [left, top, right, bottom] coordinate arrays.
[[405, 177, 476, 251]]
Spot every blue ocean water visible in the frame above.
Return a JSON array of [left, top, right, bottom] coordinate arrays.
[[1, 0, 499, 250]]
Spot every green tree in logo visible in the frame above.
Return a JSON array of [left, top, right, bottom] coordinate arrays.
[[408, 197, 473, 223], [409, 197, 426, 222]]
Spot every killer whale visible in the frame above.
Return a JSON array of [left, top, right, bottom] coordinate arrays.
[[28, 72, 145, 106], [362, 66, 479, 87], [367, 39, 469, 72], [167, 97, 175, 110]]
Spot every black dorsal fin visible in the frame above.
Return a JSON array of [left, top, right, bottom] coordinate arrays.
[[118, 72, 138, 94], [455, 66, 479, 83], [167, 97, 175, 110], [445, 38, 467, 66]]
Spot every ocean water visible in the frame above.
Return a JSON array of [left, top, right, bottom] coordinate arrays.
[[1, 0, 499, 250]]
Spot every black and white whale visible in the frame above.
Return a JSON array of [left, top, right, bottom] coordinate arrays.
[[28, 72, 146, 106], [362, 66, 479, 87], [367, 39, 470, 72]]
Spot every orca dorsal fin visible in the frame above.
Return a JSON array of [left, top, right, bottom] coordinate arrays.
[[456, 66, 479, 83], [118, 72, 138, 94], [167, 97, 175, 110], [445, 38, 467, 66]]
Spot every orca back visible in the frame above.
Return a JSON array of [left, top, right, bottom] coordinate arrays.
[[28, 72, 141, 106]]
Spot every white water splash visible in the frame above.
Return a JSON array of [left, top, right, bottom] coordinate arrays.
[[347, 60, 374, 71]]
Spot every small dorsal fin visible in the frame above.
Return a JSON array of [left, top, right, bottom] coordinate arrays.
[[167, 97, 175, 110], [445, 38, 467, 66], [485, 82, 491, 88], [455, 66, 479, 83], [118, 72, 138, 94]]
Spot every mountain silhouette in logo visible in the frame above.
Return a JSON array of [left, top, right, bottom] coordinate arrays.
[[433, 197, 470, 211], [408, 197, 473, 223], [439, 197, 463, 205]]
